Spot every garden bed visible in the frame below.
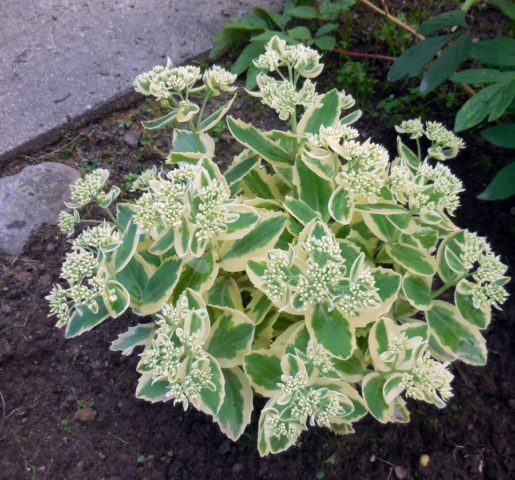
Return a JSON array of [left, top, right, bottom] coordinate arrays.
[[1, 3, 514, 479]]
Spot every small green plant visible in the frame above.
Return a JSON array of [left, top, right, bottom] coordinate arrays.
[[210, 0, 355, 88], [49, 38, 508, 456], [61, 419, 73, 433], [336, 60, 377, 106]]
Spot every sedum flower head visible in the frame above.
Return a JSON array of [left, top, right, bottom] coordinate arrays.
[[130, 167, 158, 192], [60, 249, 98, 285], [134, 62, 201, 99], [58, 211, 78, 237], [401, 353, 454, 407], [203, 65, 237, 95], [46, 284, 70, 327], [69, 169, 110, 208], [425, 121, 465, 160], [306, 123, 359, 149], [395, 118, 424, 139], [73, 222, 120, 249]]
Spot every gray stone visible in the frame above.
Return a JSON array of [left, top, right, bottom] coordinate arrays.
[[0, 0, 281, 161], [0, 162, 80, 255]]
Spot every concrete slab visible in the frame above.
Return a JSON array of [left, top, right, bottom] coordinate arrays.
[[0, 0, 281, 161]]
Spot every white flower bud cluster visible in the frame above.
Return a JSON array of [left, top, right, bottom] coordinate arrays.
[[300, 234, 341, 260], [263, 250, 291, 301], [46, 285, 71, 328], [395, 119, 465, 160], [426, 121, 465, 160], [58, 211, 79, 237], [395, 118, 424, 139], [167, 360, 215, 411], [195, 182, 229, 246], [306, 340, 333, 374], [306, 123, 359, 149], [389, 162, 463, 215], [460, 231, 491, 268], [203, 65, 237, 95], [130, 167, 158, 192], [253, 37, 323, 79], [69, 169, 110, 208], [73, 222, 120, 250], [166, 163, 198, 184], [255, 74, 320, 121], [60, 249, 98, 285], [140, 336, 184, 381], [140, 294, 216, 410], [263, 409, 303, 440], [335, 268, 380, 317], [456, 231, 509, 310], [297, 260, 343, 305], [401, 353, 454, 407], [337, 141, 389, 202], [134, 62, 201, 100]]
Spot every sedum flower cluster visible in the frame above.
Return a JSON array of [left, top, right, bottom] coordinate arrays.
[[49, 36, 509, 456]]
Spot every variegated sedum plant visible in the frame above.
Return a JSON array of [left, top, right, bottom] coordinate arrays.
[[48, 37, 509, 455]]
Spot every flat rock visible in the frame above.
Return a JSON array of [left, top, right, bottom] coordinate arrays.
[[0, 162, 80, 255]]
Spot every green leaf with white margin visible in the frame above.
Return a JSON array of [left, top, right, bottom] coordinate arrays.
[[293, 157, 334, 220], [104, 280, 130, 318], [135, 257, 183, 315], [227, 116, 292, 168], [207, 307, 255, 368], [215, 367, 254, 441], [198, 94, 236, 133], [284, 196, 320, 225], [136, 374, 170, 403], [455, 279, 491, 329], [224, 150, 260, 188], [206, 276, 243, 310], [167, 129, 215, 163], [115, 253, 149, 308], [195, 355, 225, 416], [402, 272, 433, 311], [356, 203, 409, 215], [220, 212, 287, 272], [148, 228, 175, 256], [243, 349, 282, 396], [329, 186, 354, 224], [383, 374, 406, 404], [362, 372, 394, 423], [436, 231, 465, 284], [386, 242, 436, 277], [426, 300, 487, 366], [171, 250, 218, 302], [298, 89, 341, 134], [65, 296, 109, 338], [369, 316, 400, 372], [361, 212, 398, 243], [141, 111, 177, 130], [110, 323, 155, 356], [306, 303, 355, 360], [113, 219, 140, 273], [218, 204, 260, 240]]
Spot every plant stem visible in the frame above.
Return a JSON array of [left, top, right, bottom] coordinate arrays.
[[102, 207, 119, 228], [357, 0, 476, 97], [196, 94, 210, 130], [332, 48, 396, 62], [432, 282, 454, 299]]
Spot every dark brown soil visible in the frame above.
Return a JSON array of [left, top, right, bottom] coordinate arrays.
[[1, 3, 514, 479]]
